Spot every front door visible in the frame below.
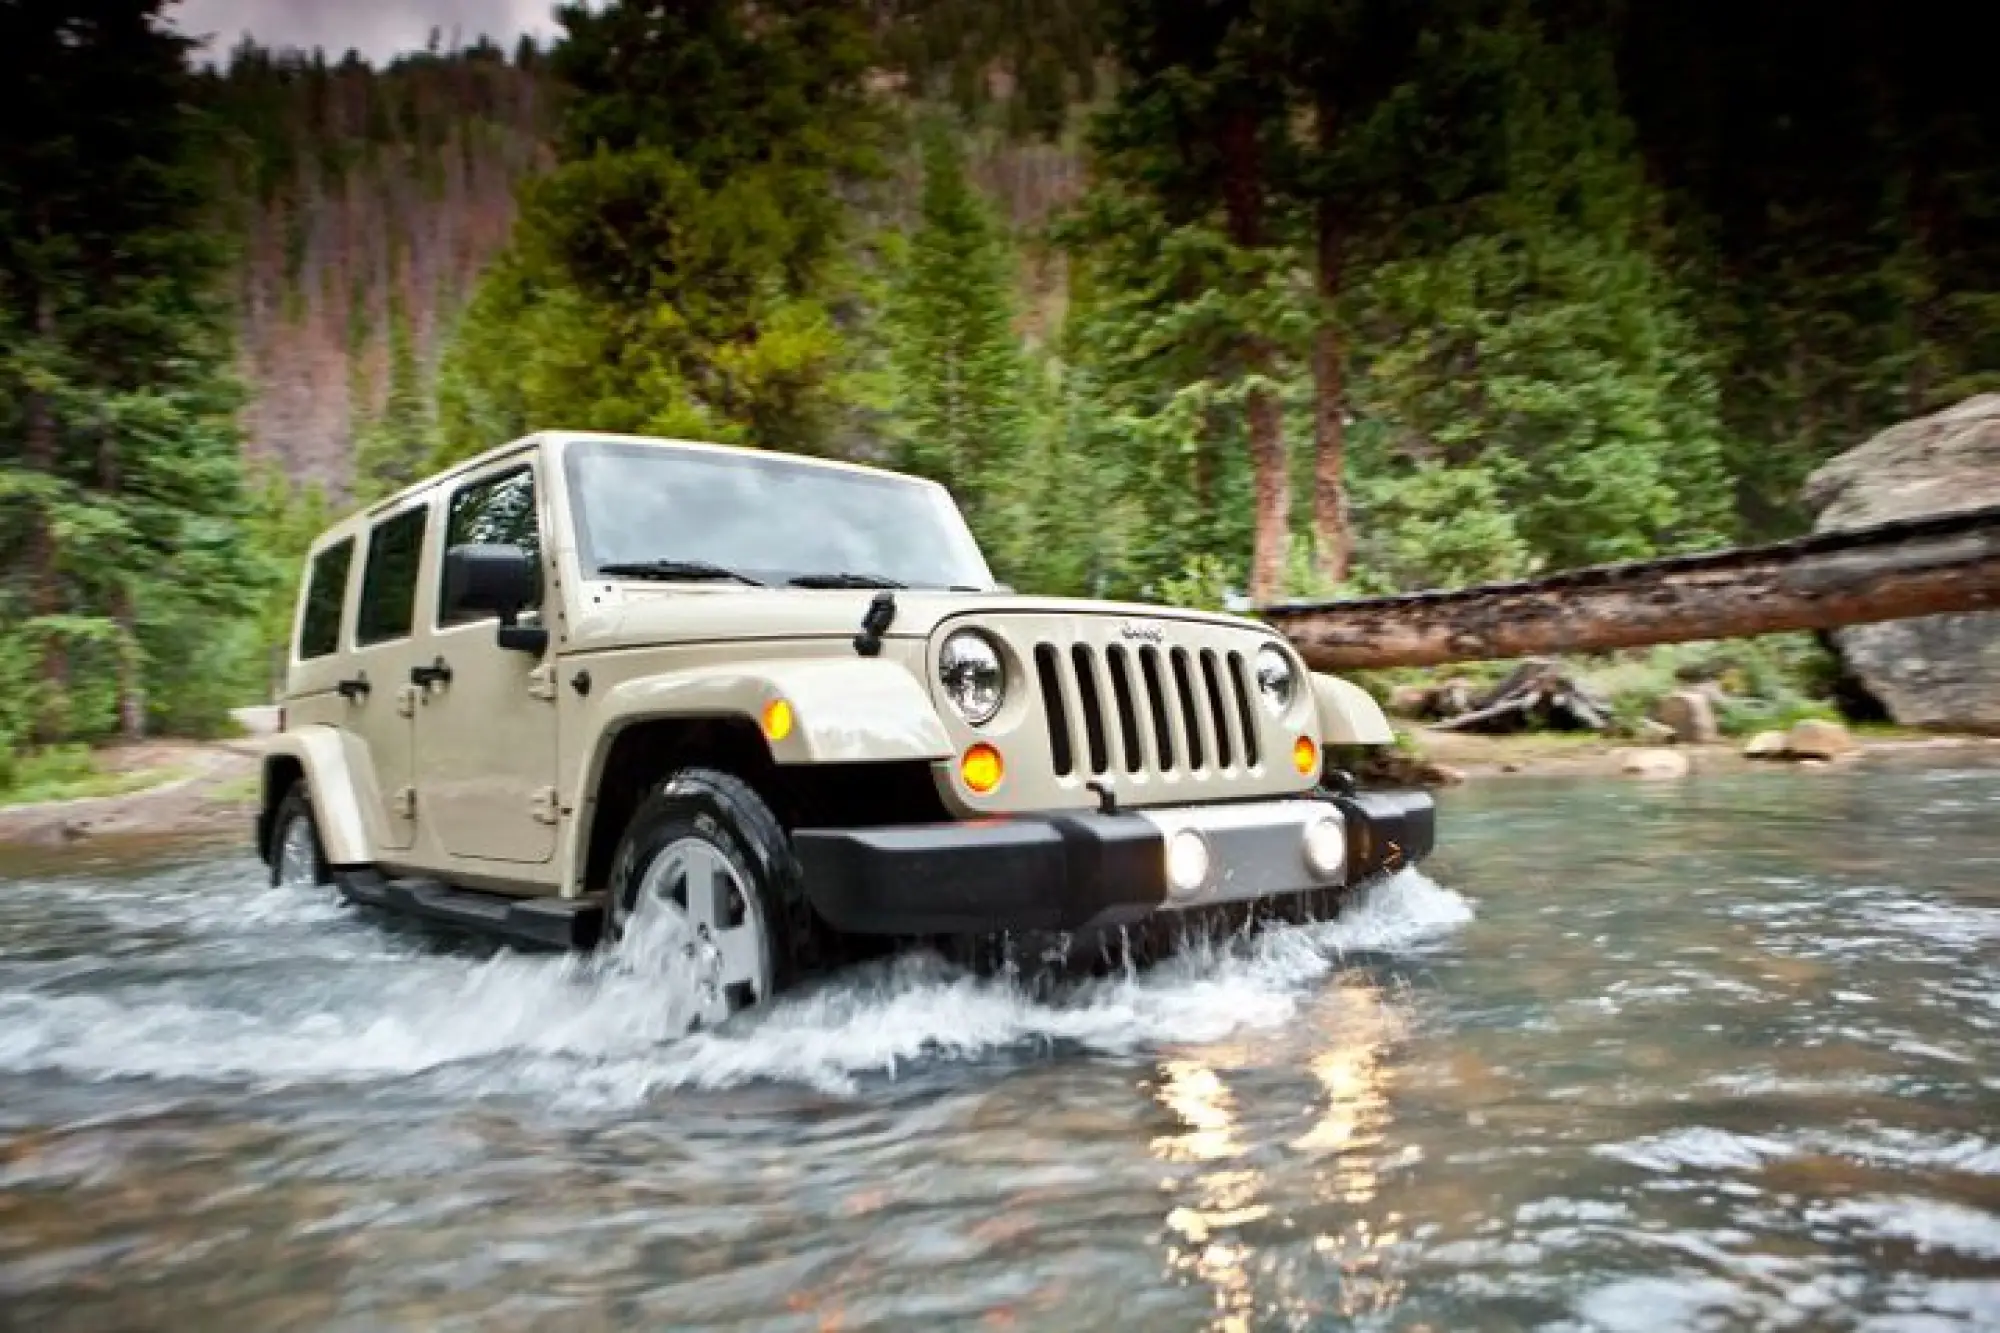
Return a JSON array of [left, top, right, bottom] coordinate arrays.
[[414, 458, 559, 865], [347, 502, 431, 852]]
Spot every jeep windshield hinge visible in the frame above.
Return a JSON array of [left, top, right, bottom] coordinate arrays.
[[852, 590, 896, 657], [529, 786, 561, 825]]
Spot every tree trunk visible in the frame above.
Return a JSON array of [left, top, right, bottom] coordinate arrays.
[[98, 432, 145, 743], [1264, 504, 2000, 670], [1311, 189, 1349, 585], [24, 288, 67, 741], [1218, 105, 1289, 603], [1244, 370, 1290, 602]]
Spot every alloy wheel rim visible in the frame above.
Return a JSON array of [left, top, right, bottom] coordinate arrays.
[[276, 814, 320, 889], [625, 836, 772, 1028]]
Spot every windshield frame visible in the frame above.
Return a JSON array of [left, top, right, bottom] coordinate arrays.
[[559, 438, 996, 591]]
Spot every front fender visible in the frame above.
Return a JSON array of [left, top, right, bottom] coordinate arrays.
[[1312, 672, 1395, 746], [260, 725, 383, 865], [594, 657, 955, 764]]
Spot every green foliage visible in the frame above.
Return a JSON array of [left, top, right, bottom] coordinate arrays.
[[435, 0, 881, 466], [0, 744, 184, 808], [353, 300, 434, 500], [1582, 635, 1843, 738], [1348, 463, 1532, 592], [1338, 16, 1730, 572], [1153, 555, 1239, 613], [885, 124, 1032, 539], [0, 0, 263, 747]]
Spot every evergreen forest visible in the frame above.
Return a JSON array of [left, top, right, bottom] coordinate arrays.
[[2, 0, 1996, 773]]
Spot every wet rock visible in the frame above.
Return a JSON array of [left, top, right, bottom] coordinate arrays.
[[1785, 718, 1856, 760], [1632, 718, 1679, 745], [1386, 684, 1434, 717], [1650, 690, 1719, 744], [1743, 730, 1790, 759], [1616, 747, 1689, 778], [1804, 394, 2000, 734]]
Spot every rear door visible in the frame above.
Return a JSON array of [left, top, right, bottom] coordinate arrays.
[[345, 502, 431, 852], [412, 457, 559, 865]]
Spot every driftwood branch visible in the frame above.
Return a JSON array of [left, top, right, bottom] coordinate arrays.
[[1263, 504, 2000, 671]]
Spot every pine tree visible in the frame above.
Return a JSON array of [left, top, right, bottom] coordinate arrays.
[[885, 126, 1031, 541], [434, 0, 881, 464], [1077, 0, 1304, 603], [354, 298, 433, 499], [1341, 13, 1730, 575], [0, 0, 254, 744]]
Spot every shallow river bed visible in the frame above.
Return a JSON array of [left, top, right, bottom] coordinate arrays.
[[2, 754, 1997, 1331]]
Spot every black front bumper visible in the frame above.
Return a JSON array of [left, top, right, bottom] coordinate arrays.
[[793, 789, 1436, 937]]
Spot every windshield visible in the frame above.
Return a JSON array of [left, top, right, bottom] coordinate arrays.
[[563, 440, 995, 589]]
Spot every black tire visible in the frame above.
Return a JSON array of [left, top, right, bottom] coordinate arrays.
[[606, 768, 825, 1007], [269, 782, 332, 888]]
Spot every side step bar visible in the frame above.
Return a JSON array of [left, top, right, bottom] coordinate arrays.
[[335, 869, 605, 951]]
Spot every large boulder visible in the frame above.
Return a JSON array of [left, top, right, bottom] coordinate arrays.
[[1803, 395, 2000, 734]]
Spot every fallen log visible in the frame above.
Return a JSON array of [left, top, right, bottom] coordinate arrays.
[[1264, 503, 2000, 672]]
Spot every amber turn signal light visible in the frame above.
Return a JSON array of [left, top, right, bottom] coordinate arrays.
[[961, 743, 1004, 794], [1292, 735, 1318, 777], [761, 698, 794, 742]]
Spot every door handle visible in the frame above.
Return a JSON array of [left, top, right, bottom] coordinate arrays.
[[410, 657, 453, 689], [336, 674, 371, 701]]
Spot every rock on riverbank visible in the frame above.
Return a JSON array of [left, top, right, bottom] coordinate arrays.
[[1804, 395, 2000, 734]]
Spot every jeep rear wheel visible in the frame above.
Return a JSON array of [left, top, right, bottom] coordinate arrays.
[[607, 768, 820, 1026], [270, 784, 331, 890]]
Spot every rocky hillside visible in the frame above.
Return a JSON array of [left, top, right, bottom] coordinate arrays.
[[205, 43, 551, 494]]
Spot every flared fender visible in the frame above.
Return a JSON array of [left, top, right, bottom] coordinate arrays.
[[591, 657, 955, 766], [1311, 672, 1395, 746], [259, 725, 387, 866]]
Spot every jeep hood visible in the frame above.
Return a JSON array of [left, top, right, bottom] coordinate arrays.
[[564, 587, 1279, 654]]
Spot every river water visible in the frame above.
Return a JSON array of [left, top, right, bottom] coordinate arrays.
[[1, 754, 1996, 1331]]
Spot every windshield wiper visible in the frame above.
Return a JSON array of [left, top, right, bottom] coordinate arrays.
[[596, 560, 768, 587], [787, 572, 907, 589]]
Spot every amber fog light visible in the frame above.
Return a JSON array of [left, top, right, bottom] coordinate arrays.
[[1303, 814, 1346, 879], [761, 698, 794, 742], [1292, 735, 1318, 777], [961, 743, 1004, 794]]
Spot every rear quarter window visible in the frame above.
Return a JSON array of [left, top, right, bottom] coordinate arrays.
[[297, 538, 352, 660], [356, 506, 429, 646]]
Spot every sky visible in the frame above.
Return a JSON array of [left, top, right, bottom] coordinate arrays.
[[169, 0, 568, 64]]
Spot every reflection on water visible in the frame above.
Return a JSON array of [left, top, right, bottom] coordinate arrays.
[[0, 749, 1996, 1329]]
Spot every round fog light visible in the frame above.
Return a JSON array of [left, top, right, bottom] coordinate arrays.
[[1303, 815, 1346, 879], [1166, 828, 1212, 898]]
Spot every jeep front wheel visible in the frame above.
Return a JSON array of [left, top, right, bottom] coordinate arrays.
[[606, 768, 818, 1026]]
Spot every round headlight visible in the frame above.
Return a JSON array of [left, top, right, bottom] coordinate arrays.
[[939, 631, 1005, 725], [1255, 644, 1297, 715]]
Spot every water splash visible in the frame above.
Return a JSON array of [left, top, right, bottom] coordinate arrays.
[[0, 869, 1471, 1101]]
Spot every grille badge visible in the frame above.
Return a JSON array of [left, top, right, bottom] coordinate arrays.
[[1118, 621, 1165, 644]]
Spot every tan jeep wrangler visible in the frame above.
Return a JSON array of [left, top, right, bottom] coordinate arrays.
[[258, 432, 1435, 1022]]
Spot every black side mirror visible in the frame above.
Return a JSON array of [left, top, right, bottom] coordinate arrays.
[[442, 544, 547, 655]]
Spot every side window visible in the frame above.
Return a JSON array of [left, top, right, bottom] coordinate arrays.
[[297, 538, 352, 660], [356, 506, 429, 646], [440, 465, 541, 627]]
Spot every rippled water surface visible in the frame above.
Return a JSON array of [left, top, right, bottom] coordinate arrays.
[[2, 753, 1997, 1331]]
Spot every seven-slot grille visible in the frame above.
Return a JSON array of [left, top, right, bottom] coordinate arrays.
[[1034, 641, 1263, 779]]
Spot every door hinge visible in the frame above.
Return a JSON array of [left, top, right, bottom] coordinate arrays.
[[527, 664, 558, 701], [396, 684, 421, 718], [530, 786, 561, 824], [391, 786, 417, 820]]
